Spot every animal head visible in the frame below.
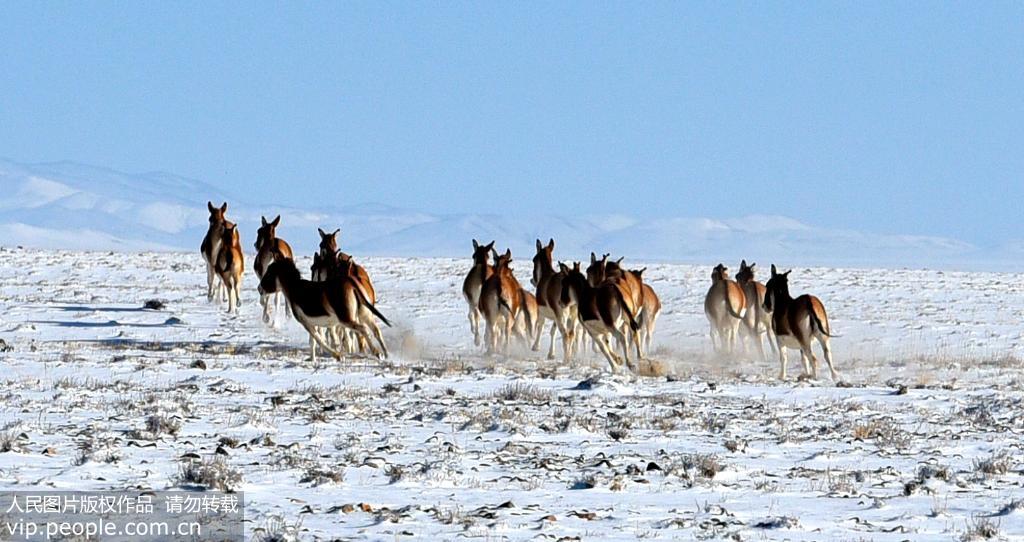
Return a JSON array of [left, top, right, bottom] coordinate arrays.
[[560, 263, 587, 306], [711, 263, 729, 281], [221, 221, 240, 246], [318, 228, 341, 257], [586, 252, 610, 287], [532, 238, 555, 287], [207, 201, 228, 224], [735, 260, 756, 284], [255, 215, 281, 251], [763, 264, 791, 312], [494, 248, 513, 271], [471, 239, 495, 266]]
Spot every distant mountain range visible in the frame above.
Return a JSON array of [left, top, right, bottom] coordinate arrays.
[[0, 158, 1017, 270]]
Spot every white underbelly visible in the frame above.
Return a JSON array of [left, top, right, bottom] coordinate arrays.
[[292, 305, 339, 328]]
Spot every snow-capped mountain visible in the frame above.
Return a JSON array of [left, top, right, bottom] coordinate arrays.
[[0, 158, 1013, 269]]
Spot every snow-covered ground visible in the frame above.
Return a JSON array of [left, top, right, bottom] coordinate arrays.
[[0, 247, 1021, 540]]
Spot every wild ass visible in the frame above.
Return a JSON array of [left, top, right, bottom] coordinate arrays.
[[629, 269, 662, 352], [704, 263, 746, 354], [312, 229, 378, 355], [586, 253, 646, 358], [478, 249, 527, 354], [763, 265, 838, 381], [254, 215, 294, 323], [561, 263, 640, 372], [317, 228, 376, 303], [200, 202, 229, 302], [214, 221, 244, 314], [530, 239, 579, 360], [734, 260, 776, 361], [463, 239, 495, 347], [259, 257, 391, 361]]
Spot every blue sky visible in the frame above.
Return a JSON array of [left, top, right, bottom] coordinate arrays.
[[1, 3, 1021, 246]]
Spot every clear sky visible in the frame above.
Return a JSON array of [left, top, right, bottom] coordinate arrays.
[[1, 3, 1021, 246]]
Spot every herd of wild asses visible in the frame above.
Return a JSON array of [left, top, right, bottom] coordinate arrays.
[[202, 201, 838, 381]]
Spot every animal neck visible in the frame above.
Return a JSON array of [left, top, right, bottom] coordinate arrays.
[[274, 265, 302, 295], [771, 287, 794, 308], [536, 257, 554, 278]]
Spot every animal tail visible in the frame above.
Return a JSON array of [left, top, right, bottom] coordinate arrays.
[[808, 304, 837, 338], [610, 286, 640, 332], [518, 289, 534, 332], [725, 284, 746, 320], [499, 296, 515, 317], [496, 279, 517, 318], [350, 278, 392, 327]]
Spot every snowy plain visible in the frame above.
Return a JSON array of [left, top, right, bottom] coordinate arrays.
[[0, 246, 1021, 541]]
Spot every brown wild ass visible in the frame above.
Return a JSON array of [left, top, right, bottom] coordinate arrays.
[[200, 202, 229, 302], [478, 249, 526, 354], [763, 265, 838, 381], [259, 256, 391, 361], [313, 229, 378, 356], [317, 228, 376, 303], [561, 263, 641, 372], [586, 253, 646, 358], [704, 263, 746, 354], [734, 260, 776, 361], [530, 239, 579, 360], [254, 215, 294, 323], [630, 269, 661, 352], [214, 221, 244, 314], [463, 240, 495, 347]]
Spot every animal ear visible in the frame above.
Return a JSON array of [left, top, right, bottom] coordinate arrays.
[[473, 239, 479, 250], [784, 270, 792, 277], [272, 215, 281, 227], [491, 247, 499, 260], [208, 201, 216, 212], [615, 257, 623, 265], [332, 228, 340, 237], [486, 241, 495, 249], [536, 239, 543, 251], [261, 216, 268, 226], [318, 228, 327, 239], [504, 248, 512, 259], [548, 238, 554, 250], [220, 202, 228, 213], [770, 264, 778, 276], [637, 267, 646, 276], [740, 259, 747, 268], [573, 262, 581, 271], [750, 262, 756, 269], [590, 252, 597, 264], [558, 262, 569, 273]]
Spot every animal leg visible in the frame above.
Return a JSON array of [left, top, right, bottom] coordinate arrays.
[[304, 323, 342, 361], [503, 313, 515, 355], [588, 327, 621, 372], [610, 325, 632, 370], [778, 343, 788, 380], [206, 263, 216, 302], [819, 336, 838, 381], [800, 347, 813, 378], [469, 307, 481, 347]]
